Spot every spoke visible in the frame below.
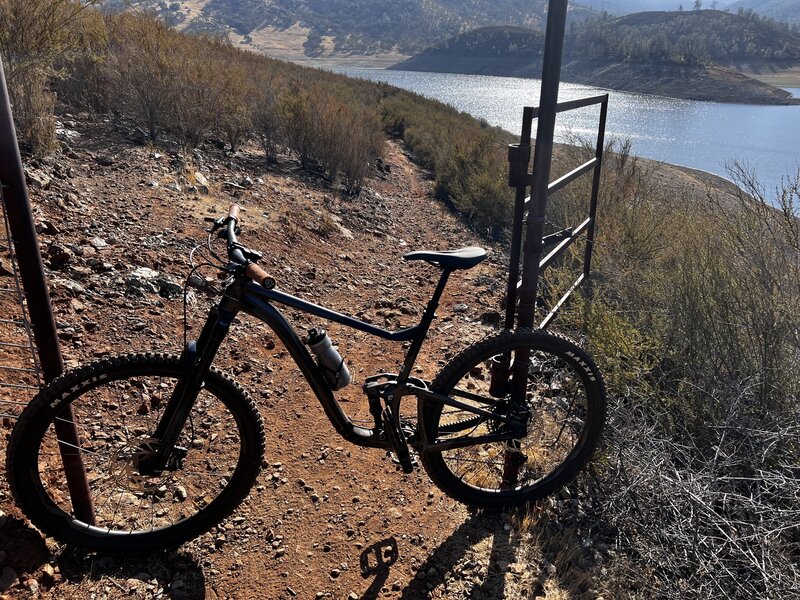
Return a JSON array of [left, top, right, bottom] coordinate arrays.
[[53, 438, 102, 458]]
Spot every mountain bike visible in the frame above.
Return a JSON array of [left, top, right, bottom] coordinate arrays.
[[6, 204, 606, 552]]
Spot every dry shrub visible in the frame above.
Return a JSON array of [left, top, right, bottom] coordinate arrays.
[[106, 11, 180, 142], [551, 143, 800, 598], [0, 0, 100, 154]]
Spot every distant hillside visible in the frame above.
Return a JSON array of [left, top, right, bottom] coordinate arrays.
[[101, 0, 596, 57], [392, 10, 800, 103], [577, 1, 701, 15], [728, 1, 800, 25]]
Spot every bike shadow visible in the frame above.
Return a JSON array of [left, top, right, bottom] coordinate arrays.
[[355, 512, 519, 599], [397, 511, 516, 600], [359, 503, 601, 599]]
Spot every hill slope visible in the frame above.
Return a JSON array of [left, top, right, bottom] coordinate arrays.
[[101, 0, 596, 59], [391, 10, 800, 103], [728, 0, 800, 25]]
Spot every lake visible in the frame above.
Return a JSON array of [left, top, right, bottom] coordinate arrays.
[[336, 68, 800, 196]]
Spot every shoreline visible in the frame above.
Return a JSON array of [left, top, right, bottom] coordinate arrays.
[[387, 58, 799, 106]]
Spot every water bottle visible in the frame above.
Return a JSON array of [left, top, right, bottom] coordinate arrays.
[[306, 328, 351, 390]]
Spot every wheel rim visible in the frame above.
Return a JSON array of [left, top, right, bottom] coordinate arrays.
[[32, 370, 246, 537], [435, 344, 592, 494]]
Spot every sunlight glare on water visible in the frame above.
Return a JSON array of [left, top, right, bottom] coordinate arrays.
[[336, 68, 800, 195]]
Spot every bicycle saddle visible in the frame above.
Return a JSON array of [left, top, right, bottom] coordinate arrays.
[[402, 247, 487, 270]]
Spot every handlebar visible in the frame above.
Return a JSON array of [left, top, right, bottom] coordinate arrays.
[[221, 203, 275, 290]]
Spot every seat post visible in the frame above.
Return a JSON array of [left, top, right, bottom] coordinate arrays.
[[398, 269, 452, 382]]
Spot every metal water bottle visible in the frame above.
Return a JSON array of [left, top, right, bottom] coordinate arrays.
[[306, 328, 351, 390]]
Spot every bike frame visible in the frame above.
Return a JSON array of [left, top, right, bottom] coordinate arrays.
[[143, 265, 524, 473]]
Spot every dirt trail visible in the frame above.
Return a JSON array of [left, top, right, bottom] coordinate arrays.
[[0, 118, 594, 600]]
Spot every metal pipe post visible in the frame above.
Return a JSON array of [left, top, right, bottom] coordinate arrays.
[[502, 0, 571, 488], [0, 58, 95, 523], [504, 107, 534, 331], [583, 97, 608, 280], [517, 0, 570, 329]]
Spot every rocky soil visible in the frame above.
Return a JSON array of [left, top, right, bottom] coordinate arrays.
[[0, 114, 619, 599]]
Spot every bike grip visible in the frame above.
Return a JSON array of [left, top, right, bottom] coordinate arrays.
[[229, 203, 240, 221], [245, 263, 276, 290]]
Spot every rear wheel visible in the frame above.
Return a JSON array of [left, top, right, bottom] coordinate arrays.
[[420, 329, 606, 508], [6, 353, 264, 552]]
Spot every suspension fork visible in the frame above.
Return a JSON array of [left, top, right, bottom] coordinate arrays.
[[138, 298, 239, 475]]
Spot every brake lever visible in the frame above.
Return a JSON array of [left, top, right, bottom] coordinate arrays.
[[205, 217, 227, 233]]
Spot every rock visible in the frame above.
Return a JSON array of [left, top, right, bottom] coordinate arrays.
[[126, 267, 161, 295], [26, 579, 39, 596], [48, 244, 73, 269], [90, 237, 108, 250], [55, 125, 80, 142], [25, 168, 52, 190], [39, 564, 56, 586], [125, 268, 182, 299], [329, 568, 340, 579], [187, 273, 206, 289], [453, 304, 469, 313], [157, 277, 183, 299], [193, 172, 210, 194], [38, 220, 60, 235], [174, 485, 188, 501], [96, 155, 114, 167], [51, 277, 87, 296]]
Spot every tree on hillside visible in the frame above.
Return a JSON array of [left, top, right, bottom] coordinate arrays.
[[109, 13, 180, 142]]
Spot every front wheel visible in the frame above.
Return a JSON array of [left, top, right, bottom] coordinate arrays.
[[420, 329, 606, 508], [6, 353, 265, 552]]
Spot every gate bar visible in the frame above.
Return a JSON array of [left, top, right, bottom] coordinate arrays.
[[0, 59, 95, 523], [584, 99, 609, 279]]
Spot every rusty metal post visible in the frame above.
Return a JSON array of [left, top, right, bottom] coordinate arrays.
[[502, 0, 571, 488], [0, 58, 95, 523], [517, 0, 569, 329]]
